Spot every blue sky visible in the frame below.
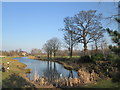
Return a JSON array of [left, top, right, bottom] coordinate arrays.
[[2, 2, 118, 52], [0, 2, 2, 51]]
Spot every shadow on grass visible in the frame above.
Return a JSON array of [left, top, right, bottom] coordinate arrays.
[[2, 74, 35, 88]]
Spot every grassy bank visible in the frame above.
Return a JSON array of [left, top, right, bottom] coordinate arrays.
[[1, 57, 34, 88], [0, 57, 2, 88], [84, 78, 120, 88], [53, 59, 80, 71]]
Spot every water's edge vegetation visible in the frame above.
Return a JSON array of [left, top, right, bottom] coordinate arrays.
[[27, 56, 120, 88]]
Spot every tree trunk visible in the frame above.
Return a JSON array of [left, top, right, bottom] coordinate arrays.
[[83, 30, 88, 55], [54, 51, 56, 58], [50, 51, 52, 59], [95, 40, 98, 52], [70, 45, 73, 58], [47, 52, 49, 59], [84, 39, 88, 55]]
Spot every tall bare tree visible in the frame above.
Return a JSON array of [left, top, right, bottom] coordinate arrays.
[[100, 39, 109, 55], [63, 17, 77, 58], [66, 10, 104, 55], [43, 37, 61, 58], [43, 41, 53, 59], [92, 28, 105, 51], [49, 37, 61, 57]]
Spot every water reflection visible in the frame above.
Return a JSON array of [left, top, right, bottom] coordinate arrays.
[[14, 57, 78, 81], [43, 61, 60, 82], [68, 71, 73, 78]]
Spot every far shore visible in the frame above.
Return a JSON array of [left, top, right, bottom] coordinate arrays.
[[27, 56, 79, 71]]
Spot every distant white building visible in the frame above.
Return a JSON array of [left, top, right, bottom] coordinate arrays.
[[20, 51, 27, 56], [0, 56, 5, 57], [22, 52, 27, 56]]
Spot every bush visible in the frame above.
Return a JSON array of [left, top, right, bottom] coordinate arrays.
[[112, 72, 120, 83], [79, 55, 93, 63], [91, 53, 105, 61], [111, 56, 120, 83], [106, 54, 119, 61]]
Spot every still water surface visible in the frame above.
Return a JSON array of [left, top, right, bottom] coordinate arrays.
[[14, 57, 78, 80]]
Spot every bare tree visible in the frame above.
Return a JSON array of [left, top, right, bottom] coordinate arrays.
[[43, 41, 53, 59], [100, 39, 109, 55], [68, 10, 104, 55], [43, 38, 61, 58], [63, 17, 77, 58], [92, 28, 105, 51], [49, 37, 61, 58], [31, 48, 41, 56], [57, 50, 69, 57]]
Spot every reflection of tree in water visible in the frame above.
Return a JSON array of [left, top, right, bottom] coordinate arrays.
[[43, 61, 75, 82], [27, 61, 75, 81], [68, 70, 73, 78], [43, 61, 60, 82]]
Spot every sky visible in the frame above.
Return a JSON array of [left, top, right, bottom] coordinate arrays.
[[0, 2, 2, 51], [2, 2, 118, 52], [1, 0, 120, 2]]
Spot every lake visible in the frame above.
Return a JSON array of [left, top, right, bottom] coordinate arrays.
[[14, 57, 78, 81]]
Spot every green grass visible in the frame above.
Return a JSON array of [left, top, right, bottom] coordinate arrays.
[[0, 57, 2, 87], [84, 79, 120, 88], [1, 57, 33, 88], [55, 56, 80, 58], [2, 57, 27, 78], [0, 71, 2, 87]]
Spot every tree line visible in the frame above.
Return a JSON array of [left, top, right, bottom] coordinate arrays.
[[43, 10, 107, 58]]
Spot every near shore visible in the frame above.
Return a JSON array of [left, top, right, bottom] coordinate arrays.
[[1, 57, 34, 88]]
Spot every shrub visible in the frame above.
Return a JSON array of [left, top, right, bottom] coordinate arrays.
[[106, 54, 119, 61], [112, 72, 120, 83], [111, 56, 120, 83], [91, 53, 105, 61], [79, 55, 93, 63]]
